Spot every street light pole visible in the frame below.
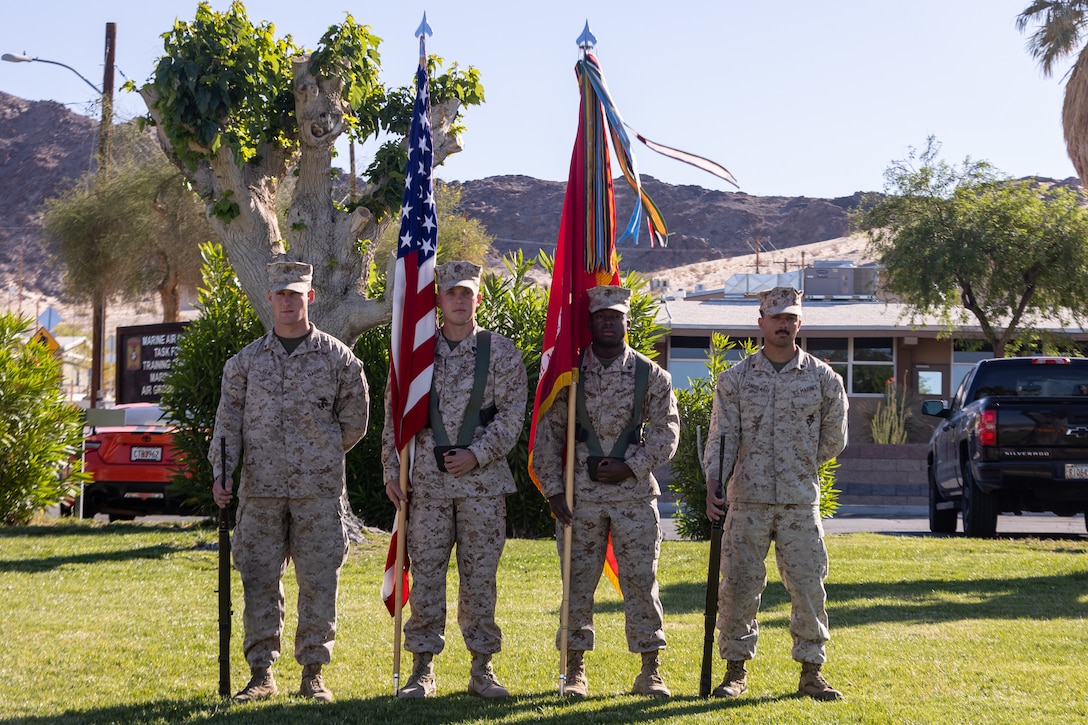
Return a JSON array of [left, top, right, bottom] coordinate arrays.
[[4, 22, 115, 408]]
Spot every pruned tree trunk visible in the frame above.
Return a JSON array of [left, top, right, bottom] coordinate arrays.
[[158, 269, 181, 323]]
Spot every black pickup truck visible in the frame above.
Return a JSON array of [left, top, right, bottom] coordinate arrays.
[[922, 356, 1088, 537]]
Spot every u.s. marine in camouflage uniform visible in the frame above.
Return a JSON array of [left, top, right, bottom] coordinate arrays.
[[382, 261, 527, 700], [210, 261, 370, 704], [537, 285, 680, 698], [703, 286, 848, 702]]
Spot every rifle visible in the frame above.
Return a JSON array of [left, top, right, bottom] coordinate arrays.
[[217, 436, 232, 698], [699, 435, 727, 697]]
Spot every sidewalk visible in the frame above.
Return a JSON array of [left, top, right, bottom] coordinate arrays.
[[658, 502, 1087, 539]]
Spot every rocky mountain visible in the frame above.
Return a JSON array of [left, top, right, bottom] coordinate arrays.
[[459, 175, 863, 274], [0, 92, 98, 301]]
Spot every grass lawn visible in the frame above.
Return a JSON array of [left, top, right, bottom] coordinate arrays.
[[0, 518, 1085, 724]]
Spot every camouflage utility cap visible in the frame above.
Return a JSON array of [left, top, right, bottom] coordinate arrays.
[[587, 285, 631, 314], [758, 286, 802, 316], [436, 261, 482, 294], [268, 261, 313, 293]]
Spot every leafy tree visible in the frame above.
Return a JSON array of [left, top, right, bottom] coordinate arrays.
[[41, 122, 210, 323], [1018, 1, 1088, 182], [0, 314, 89, 525], [853, 137, 1088, 357], [668, 334, 840, 540], [133, 1, 484, 344]]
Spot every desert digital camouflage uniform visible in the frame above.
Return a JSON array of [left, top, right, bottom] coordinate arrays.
[[210, 325, 369, 670], [381, 324, 527, 655], [536, 345, 680, 653], [702, 347, 847, 663]]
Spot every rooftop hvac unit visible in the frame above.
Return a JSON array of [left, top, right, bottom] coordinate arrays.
[[853, 266, 879, 297], [803, 267, 853, 297]]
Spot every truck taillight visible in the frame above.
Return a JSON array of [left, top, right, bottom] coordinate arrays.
[[978, 409, 998, 447]]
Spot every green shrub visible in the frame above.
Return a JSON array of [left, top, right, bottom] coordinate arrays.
[[668, 335, 840, 540], [870, 377, 910, 444], [160, 243, 263, 514], [345, 278, 391, 530], [0, 313, 88, 524]]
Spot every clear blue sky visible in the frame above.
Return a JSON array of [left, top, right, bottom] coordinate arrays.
[[1, 0, 1079, 198]]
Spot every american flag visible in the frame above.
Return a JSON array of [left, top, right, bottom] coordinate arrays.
[[383, 41, 437, 615]]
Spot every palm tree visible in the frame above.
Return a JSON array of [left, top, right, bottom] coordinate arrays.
[[1018, 1, 1088, 182]]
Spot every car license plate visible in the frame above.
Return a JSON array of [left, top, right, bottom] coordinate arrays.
[[1065, 464, 1088, 479], [131, 446, 163, 462]]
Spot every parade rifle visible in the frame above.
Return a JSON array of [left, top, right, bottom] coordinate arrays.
[[218, 436, 232, 698], [699, 435, 726, 697]]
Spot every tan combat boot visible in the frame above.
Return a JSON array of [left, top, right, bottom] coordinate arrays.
[[799, 662, 843, 701], [232, 667, 278, 703], [398, 652, 436, 698], [712, 660, 748, 698], [631, 650, 671, 697], [467, 651, 509, 699], [299, 663, 333, 702], [562, 649, 588, 698]]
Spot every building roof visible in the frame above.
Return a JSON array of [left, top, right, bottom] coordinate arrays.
[[656, 297, 1088, 337]]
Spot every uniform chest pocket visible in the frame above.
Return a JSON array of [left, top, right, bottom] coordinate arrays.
[[790, 384, 822, 418], [737, 378, 772, 414]]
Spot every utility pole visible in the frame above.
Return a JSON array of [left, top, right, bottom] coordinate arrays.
[[89, 22, 115, 409]]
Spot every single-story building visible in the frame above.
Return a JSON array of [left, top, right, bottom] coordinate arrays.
[[654, 265, 1088, 442]]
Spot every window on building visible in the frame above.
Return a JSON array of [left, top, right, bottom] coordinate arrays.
[[667, 336, 754, 390], [852, 337, 894, 394], [917, 370, 943, 395], [805, 337, 893, 395], [805, 337, 848, 381]]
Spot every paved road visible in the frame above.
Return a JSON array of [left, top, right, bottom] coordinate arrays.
[[97, 504, 1088, 539], [659, 504, 1088, 540]]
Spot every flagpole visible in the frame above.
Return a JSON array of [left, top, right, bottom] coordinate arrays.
[[558, 376, 578, 694], [558, 21, 595, 697], [392, 444, 410, 694], [388, 14, 435, 697]]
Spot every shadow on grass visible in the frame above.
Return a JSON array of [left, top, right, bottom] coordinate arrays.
[[656, 531, 1088, 618], [0, 520, 211, 540], [827, 571, 1088, 627], [655, 562, 1087, 627], [0, 542, 185, 573], [2, 691, 804, 725]]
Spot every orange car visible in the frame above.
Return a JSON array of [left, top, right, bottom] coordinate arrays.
[[80, 403, 192, 520]]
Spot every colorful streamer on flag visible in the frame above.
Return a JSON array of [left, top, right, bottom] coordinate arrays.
[[577, 54, 669, 248], [630, 128, 739, 189], [382, 35, 438, 616]]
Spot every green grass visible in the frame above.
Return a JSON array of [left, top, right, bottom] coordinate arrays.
[[0, 520, 1086, 724]]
